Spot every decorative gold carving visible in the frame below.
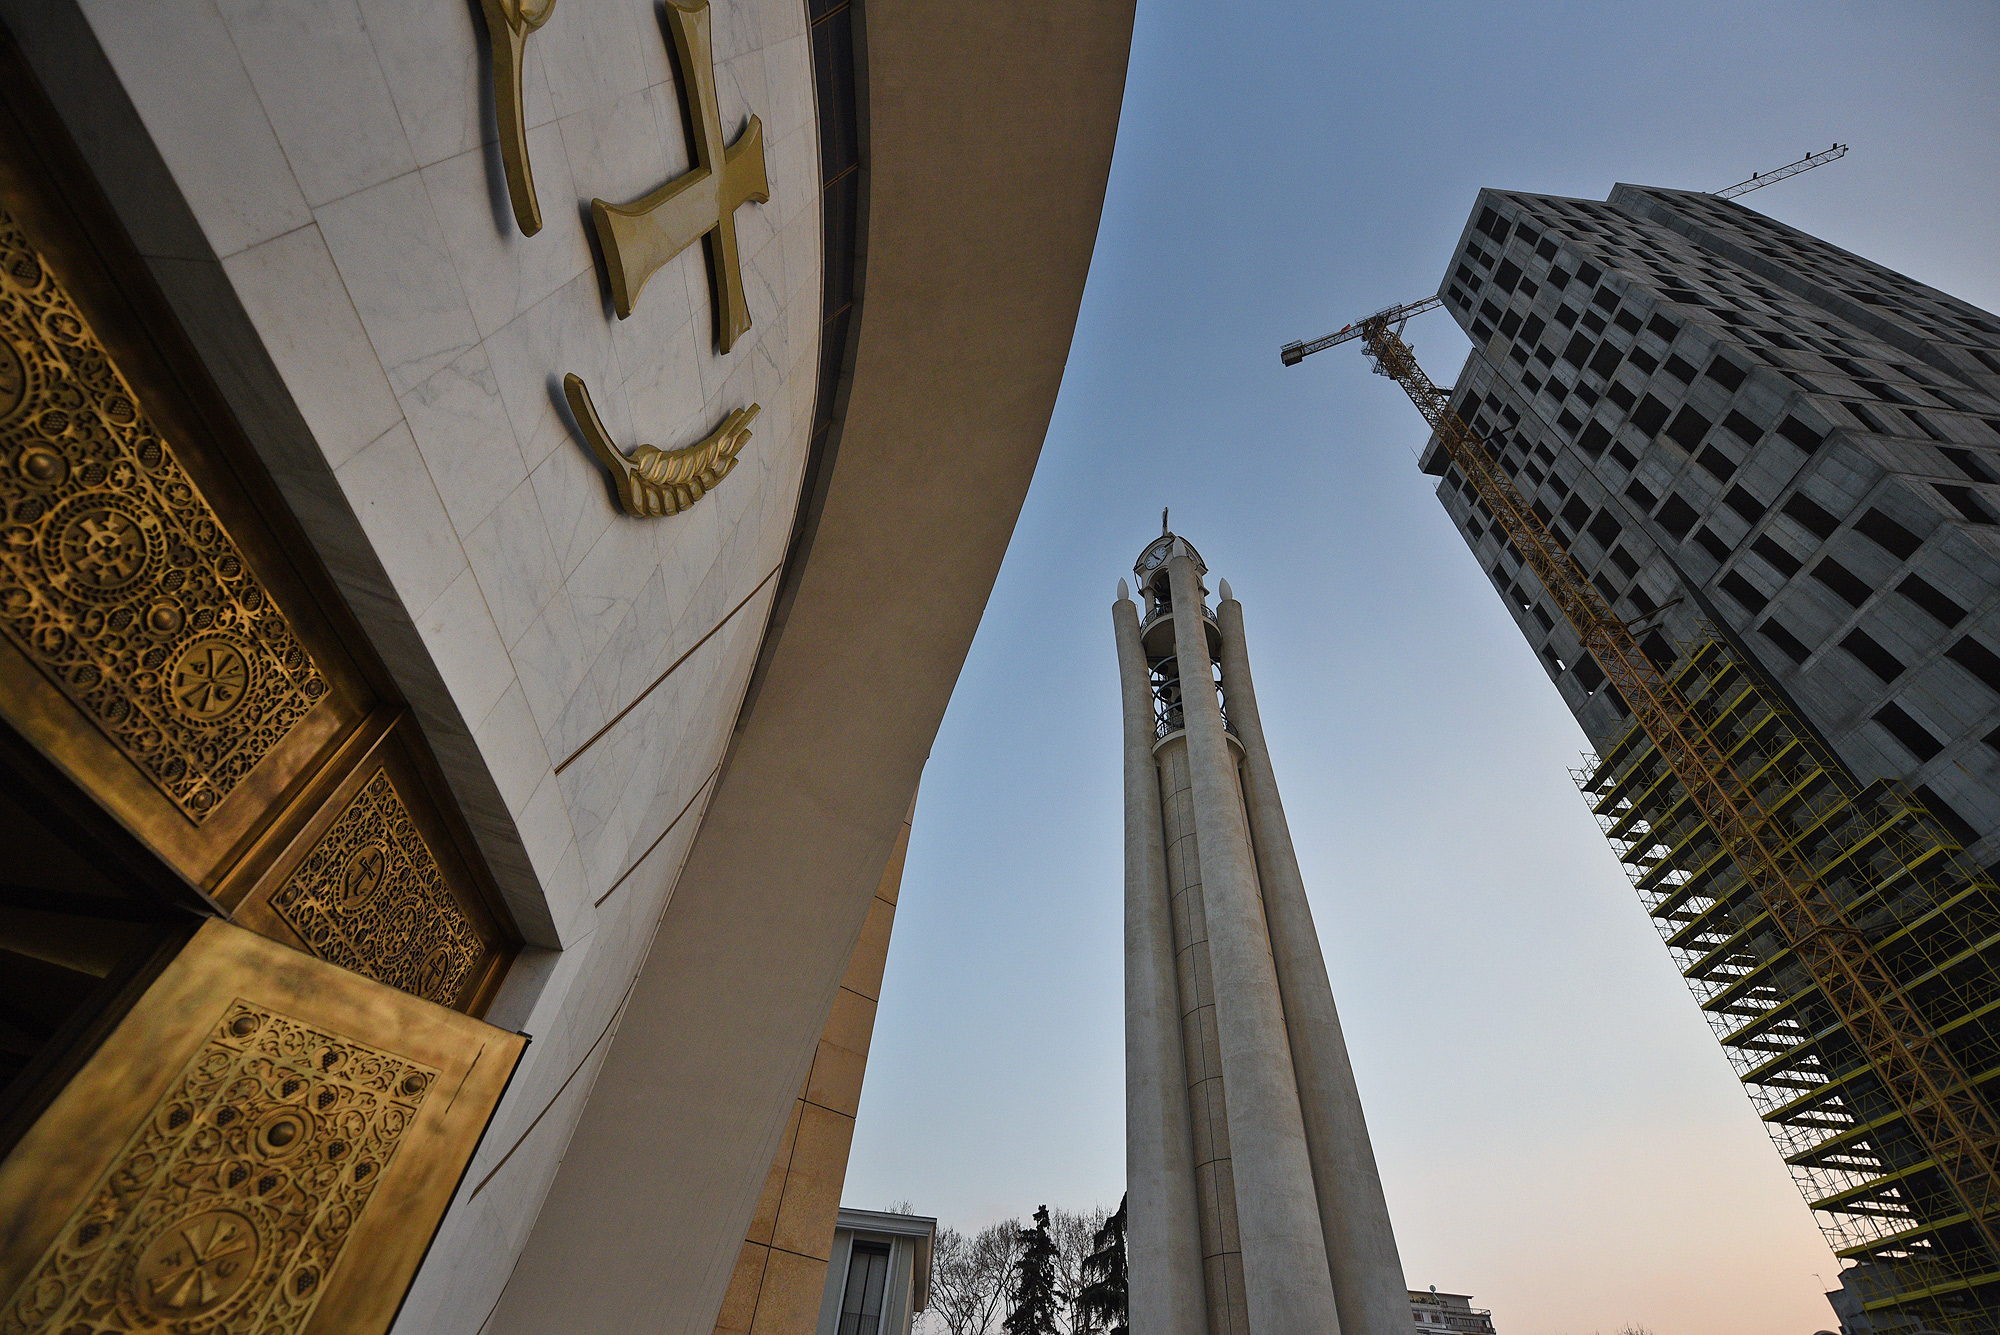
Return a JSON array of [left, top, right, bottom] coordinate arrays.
[[0, 1000, 436, 1335], [0, 204, 326, 821], [563, 373, 757, 518], [590, 0, 769, 344], [269, 768, 482, 1005], [476, 0, 558, 236]]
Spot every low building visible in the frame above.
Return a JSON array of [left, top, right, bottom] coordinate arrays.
[[818, 1208, 936, 1335], [1409, 1289, 1498, 1335]]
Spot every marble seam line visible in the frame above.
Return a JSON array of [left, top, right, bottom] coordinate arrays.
[[553, 562, 783, 774], [595, 762, 721, 908], [467, 970, 642, 1203]]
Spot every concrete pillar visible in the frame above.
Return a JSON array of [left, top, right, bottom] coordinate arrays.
[[1164, 553, 1343, 1335], [1154, 731, 1249, 1335], [1114, 584, 1210, 1335], [1216, 593, 1410, 1335]]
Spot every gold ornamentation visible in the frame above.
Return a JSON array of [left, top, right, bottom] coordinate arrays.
[[476, 0, 558, 236], [590, 0, 769, 344], [0, 1001, 437, 1335], [269, 768, 483, 1005], [563, 373, 758, 518], [0, 204, 326, 821]]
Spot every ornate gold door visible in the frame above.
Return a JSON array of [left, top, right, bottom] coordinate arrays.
[[0, 920, 523, 1334], [0, 27, 525, 1332]]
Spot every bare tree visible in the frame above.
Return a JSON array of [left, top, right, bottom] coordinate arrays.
[[927, 1220, 1020, 1335], [1046, 1207, 1110, 1335]]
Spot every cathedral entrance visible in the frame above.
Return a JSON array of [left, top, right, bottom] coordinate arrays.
[[0, 37, 522, 1334]]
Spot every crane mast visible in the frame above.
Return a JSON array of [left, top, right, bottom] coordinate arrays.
[[1334, 307, 2000, 1273]]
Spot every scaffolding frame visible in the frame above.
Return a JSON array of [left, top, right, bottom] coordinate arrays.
[[1578, 638, 2000, 1323]]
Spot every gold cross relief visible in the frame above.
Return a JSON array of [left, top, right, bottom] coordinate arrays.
[[476, 0, 769, 519], [592, 0, 770, 349]]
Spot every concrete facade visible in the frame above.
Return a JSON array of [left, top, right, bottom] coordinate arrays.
[[1423, 185, 2000, 858], [1115, 533, 1409, 1335], [714, 805, 915, 1335]]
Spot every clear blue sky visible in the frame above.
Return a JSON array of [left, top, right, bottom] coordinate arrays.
[[845, 4, 2000, 1333]]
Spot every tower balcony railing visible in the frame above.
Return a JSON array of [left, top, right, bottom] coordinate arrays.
[[1153, 706, 1238, 741], [1139, 599, 1216, 636]]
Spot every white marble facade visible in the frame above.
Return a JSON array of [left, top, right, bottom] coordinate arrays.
[[34, 0, 823, 1327]]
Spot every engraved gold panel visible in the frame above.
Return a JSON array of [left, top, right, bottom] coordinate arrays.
[[0, 920, 524, 1335], [268, 767, 483, 1007], [1, 1002, 435, 1332], [0, 204, 327, 823]]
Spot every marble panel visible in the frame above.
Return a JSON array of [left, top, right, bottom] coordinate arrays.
[[418, 565, 517, 729], [221, 223, 401, 470], [768, 121, 816, 231], [512, 586, 604, 757], [474, 682, 554, 820], [356, 0, 554, 169], [214, 0, 416, 208], [517, 770, 579, 884], [536, 0, 652, 121], [76, 0, 312, 257], [466, 476, 567, 649], [708, 0, 781, 64], [565, 514, 664, 664], [528, 420, 620, 577], [316, 170, 481, 394], [426, 126, 592, 341], [760, 33, 811, 145], [486, 271, 628, 475], [714, 48, 769, 155], [557, 84, 686, 225], [335, 421, 467, 618], [401, 343, 530, 540]]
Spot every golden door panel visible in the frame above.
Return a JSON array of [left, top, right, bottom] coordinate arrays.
[[232, 715, 512, 1017], [0, 82, 373, 896], [0, 919, 523, 1335]]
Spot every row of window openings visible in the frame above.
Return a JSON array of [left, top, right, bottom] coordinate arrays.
[[1523, 189, 2000, 354], [1701, 195, 2000, 344], [1455, 448, 1981, 733], [1485, 321, 2000, 510], [1710, 516, 2000, 775], [1470, 208, 1998, 417]]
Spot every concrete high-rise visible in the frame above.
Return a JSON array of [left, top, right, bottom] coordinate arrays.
[[1419, 186, 2000, 1329], [1113, 528, 1408, 1335]]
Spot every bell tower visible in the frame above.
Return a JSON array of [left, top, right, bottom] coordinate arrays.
[[1113, 528, 1408, 1335]]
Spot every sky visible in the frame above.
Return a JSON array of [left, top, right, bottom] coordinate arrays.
[[844, 5, 2000, 1334]]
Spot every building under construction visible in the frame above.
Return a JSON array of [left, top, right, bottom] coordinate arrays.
[[1410, 186, 2000, 1330]]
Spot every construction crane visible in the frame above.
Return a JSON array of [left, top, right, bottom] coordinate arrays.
[[1280, 300, 2000, 1275], [1714, 143, 1847, 199]]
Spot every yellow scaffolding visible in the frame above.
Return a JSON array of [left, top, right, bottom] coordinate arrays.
[[1578, 638, 2000, 1324]]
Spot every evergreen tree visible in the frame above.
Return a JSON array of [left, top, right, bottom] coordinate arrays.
[[1074, 1194, 1128, 1335], [1003, 1206, 1062, 1335]]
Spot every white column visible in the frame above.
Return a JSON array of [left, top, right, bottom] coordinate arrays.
[[1165, 553, 1342, 1335], [1115, 584, 1210, 1335], [1216, 592, 1410, 1335]]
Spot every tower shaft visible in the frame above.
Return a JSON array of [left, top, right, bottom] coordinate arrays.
[[1117, 533, 1408, 1335]]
